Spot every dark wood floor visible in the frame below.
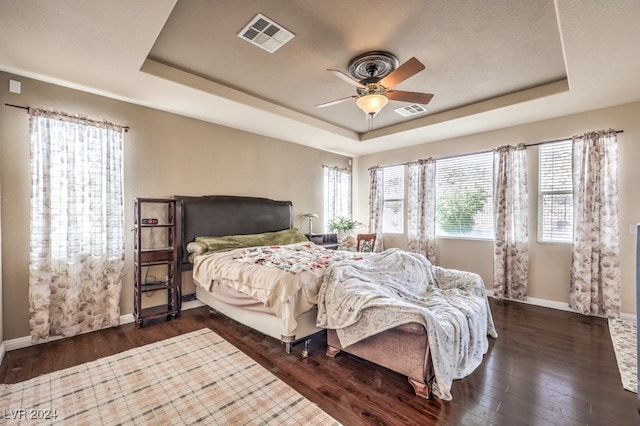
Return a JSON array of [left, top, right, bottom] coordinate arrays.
[[1, 299, 638, 425]]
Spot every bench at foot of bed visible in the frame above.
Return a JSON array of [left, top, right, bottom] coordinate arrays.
[[326, 323, 434, 399]]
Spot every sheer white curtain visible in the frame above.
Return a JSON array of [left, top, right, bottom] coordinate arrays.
[[29, 109, 125, 342], [493, 144, 528, 300], [407, 159, 436, 262], [570, 129, 620, 317], [368, 166, 384, 252], [323, 165, 351, 230]]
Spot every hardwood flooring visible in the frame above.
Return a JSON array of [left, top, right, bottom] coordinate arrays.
[[1, 299, 638, 425]]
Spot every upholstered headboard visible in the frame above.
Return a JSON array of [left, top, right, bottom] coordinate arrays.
[[174, 195, 293, 268]]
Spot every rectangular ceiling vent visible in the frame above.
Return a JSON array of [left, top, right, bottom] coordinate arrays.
[[238, 13, 294, 53], [394, 104, 428, 117]]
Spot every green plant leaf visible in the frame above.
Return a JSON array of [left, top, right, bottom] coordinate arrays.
[[327, 216, 364, 232]]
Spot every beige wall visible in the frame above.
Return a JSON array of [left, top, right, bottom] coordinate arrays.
[[0, 72, 350, 339], [353, 101, 640, 315], [2, 70, 638, 341]]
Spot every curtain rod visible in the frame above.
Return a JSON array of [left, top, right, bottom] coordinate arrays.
[[4, 103, 130, 132], [369, 129, 624, 170]]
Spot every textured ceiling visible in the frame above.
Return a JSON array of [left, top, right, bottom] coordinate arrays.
[[148, 0, 567, 134], [1, 1, 640, 156]]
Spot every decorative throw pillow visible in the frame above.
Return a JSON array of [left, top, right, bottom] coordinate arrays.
[[359, 240, 374, 252], [186, 241, 208, 255]]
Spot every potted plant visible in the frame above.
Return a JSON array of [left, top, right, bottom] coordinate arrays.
[[328, 216, 365, 240]]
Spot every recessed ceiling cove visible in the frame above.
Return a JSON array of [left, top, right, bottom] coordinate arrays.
[[147, 0, 567, 135]]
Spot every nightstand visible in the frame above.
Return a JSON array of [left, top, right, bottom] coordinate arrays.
[[305, 233, 339, 250]]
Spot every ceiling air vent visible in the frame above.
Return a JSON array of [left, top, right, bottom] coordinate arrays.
[[394, 104, 428, 117], [238, 13, 294, 53]]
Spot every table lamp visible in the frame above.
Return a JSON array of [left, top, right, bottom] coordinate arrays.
[[303, 213, 319, 234]]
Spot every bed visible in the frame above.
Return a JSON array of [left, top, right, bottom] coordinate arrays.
[[175, 195, 348, 354], [176, 195, 496, 400]]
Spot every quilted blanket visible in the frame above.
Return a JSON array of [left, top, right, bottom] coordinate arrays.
[[232, 242, 366, 273], [316, 248, 498, 401]]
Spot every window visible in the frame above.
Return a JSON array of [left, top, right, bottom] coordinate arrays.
[[435, 152, 493, 239], [538, 140, 572, 243], [382, 165, 405, 233], [323, 166, 352, 232], [29, 109, 125, 341]]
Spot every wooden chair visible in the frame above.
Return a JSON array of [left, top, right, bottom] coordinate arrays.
[[356, 233, 377, 252]]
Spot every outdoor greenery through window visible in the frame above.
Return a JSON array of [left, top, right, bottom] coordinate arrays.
[[538, 140, 573, 243], [435, 152, 493, 238], [382, 165, 404, 234]]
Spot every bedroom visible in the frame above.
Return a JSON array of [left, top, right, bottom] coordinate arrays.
[[0, 1, 639, 424]]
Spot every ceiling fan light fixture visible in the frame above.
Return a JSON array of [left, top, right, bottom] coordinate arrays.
[[356, 94, 388, 116]]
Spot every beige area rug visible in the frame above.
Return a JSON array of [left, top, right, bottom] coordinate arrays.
[[0, 328, 339, 425], [609, 318, 638, 393]]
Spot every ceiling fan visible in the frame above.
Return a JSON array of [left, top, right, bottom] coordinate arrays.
[[316, 51, 434, 125]]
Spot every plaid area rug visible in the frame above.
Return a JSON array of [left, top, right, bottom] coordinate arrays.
[[0, 329, 339, 425], [609, 318, 638, 393]]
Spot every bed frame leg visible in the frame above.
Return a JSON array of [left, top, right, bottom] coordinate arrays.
[[284, 341, 293, 354]]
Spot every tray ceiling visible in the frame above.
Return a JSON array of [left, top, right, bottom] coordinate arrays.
[[1, 1, 640, 156]]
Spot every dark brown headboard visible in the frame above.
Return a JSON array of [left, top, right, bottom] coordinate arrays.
[[175, 195, 293, 268]]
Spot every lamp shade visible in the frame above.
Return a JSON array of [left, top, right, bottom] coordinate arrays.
[[356, 94, 388, 116]]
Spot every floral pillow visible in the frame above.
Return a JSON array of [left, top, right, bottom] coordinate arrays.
[[359, 240, 374, 253]]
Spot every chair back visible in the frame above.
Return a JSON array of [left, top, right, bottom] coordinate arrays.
[[356, 233, 377, 252]]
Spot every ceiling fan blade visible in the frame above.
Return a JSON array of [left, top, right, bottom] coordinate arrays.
[[386, 90, 434, 105], [315, 95, 357, 108], [327, 69, 366, 88], [379, 57, 425, 89]]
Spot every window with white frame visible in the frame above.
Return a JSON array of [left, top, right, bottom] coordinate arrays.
[[435, 152, 493, 238], [323, 166, 352, 232], [538, 140, 573, 243], [382, 165, 405, 234]]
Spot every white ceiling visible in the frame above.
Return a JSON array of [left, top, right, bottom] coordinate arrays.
[[1, 1, 639, 157]]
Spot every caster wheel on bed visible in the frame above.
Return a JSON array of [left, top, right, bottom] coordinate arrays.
[[136, 320, 143, 328], [301, 339, 310, 359]]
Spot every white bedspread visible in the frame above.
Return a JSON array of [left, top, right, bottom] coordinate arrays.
[[316, 248, 498, 401]]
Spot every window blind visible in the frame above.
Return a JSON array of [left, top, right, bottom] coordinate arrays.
[[435, 152, 494, 238], [382, 165, 404, 233], [323, 166, 352, 232], [539, 140, 573, 243]]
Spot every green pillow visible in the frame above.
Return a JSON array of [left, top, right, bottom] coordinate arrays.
[[195, 228, 308, 253]]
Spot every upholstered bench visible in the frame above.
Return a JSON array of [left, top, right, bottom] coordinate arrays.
[[326, 322, 435, 398]]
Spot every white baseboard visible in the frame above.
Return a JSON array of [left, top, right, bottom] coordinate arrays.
[[485, 289, 637, 322], [2, 299, 205, 354], [1, 294, 634, 361]]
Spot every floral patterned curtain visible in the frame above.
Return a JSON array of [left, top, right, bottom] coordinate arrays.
[[323, 165, 352, 231], [493, 144, 528, 300], [407, 158, 437, 262], [570, 129, 620, 317], [29, 109, 125, 342], [368, 166, 384, 252]]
